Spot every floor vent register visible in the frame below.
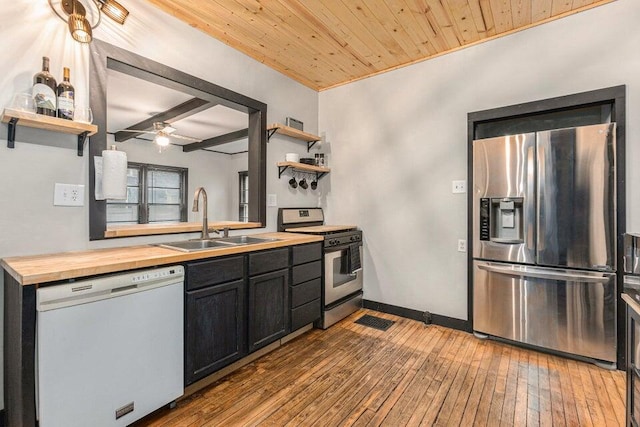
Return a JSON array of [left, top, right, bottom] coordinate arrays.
[[355, 314, 395, 331]]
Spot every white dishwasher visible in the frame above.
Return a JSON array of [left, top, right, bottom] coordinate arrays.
[[36, 265, 184, 427]]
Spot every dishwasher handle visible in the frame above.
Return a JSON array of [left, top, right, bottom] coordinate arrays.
[[477, 263, 611, 283]]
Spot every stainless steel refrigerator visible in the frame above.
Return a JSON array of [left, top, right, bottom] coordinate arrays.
[[472, 123, 617, 366]]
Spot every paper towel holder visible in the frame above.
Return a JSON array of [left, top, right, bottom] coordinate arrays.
[[101, 145, 128, 200]]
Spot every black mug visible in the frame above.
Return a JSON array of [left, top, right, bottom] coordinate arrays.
[[299, 178, 308, 189], [289, 177, 297, 188], [310, 180, 318, 190]]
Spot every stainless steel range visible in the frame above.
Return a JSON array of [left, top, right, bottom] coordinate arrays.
[[278, 208, 363, 329]]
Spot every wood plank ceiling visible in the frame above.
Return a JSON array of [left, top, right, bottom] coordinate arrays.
[[146, 0, 615, 91]]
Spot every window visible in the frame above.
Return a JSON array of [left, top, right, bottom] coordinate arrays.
[[107, 163, 188, 226], [239, 171, 249, 222]]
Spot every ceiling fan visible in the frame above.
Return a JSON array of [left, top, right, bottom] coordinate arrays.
[[118, 121, 202, 146]]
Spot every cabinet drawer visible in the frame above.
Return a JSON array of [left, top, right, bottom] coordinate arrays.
[[292, 260, 322, 285], [249, 248, 289, 276], [291, 298, 321, 332], [292, 243, 322, 266], [186, 256, 245, 291], [291, 278, 321, 308]]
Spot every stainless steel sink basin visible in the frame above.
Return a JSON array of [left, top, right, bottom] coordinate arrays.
[[159, 236, 279, 252], [217, 236, 279, 245], [158, 239, 237, 252]]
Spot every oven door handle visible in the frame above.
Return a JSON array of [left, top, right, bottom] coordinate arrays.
[[349, 268, 363, 276], [325, 244, 359, 253]]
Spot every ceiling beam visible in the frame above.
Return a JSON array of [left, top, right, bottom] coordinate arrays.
[[182, 128, 248, 152], [114, 97, 216, 142]]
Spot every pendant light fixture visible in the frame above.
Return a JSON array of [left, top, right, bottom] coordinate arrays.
[[49, 0, 129, 44], [98, 0, 129, 25]]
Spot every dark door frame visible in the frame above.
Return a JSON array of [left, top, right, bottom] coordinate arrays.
[[467, 85, 626, 368]]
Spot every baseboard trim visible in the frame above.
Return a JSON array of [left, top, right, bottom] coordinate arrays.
[[362, 300, 471, 332]]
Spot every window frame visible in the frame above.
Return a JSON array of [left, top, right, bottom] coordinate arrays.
[[106, 162, 188, 225], [239, 170, 249, 222]]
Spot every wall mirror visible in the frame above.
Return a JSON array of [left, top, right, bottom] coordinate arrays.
[[88, 39, 267, 240]]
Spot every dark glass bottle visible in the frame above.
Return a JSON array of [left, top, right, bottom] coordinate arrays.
[[57, 67, 75, 120], [32, 56, 57, 117]]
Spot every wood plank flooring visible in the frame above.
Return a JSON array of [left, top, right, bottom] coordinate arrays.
[[136, 309, 626, 426]]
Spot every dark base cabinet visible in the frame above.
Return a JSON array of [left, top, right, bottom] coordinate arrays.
[[290, 243, 322, 332], [185, 280, 246, 385], [248, 269, 289, 352], [184, 244, 321, 387], [184, 257, 246, 386]]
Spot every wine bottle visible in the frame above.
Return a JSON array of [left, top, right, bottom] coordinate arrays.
[[32, 56, 57, 117], [57, 67, 75, 120]]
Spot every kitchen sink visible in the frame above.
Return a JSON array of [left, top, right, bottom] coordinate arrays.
[[158, 239, 237, 252], [159, 236, 279, 252], [217, 236, 279, 245]]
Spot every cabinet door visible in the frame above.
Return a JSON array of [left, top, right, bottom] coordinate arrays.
[[248, 269, 289, 352], [185, 279, 246, 386]]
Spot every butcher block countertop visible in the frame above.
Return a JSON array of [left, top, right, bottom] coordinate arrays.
[[285, 225, 356, 233], [1, 232, 323, 286], [105, 221, 262, 238]]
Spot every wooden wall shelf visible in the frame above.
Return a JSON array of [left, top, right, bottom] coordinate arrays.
[[277, 161, 330, 180], [1, 108, 98, 156], [267, 123, 321, 151]]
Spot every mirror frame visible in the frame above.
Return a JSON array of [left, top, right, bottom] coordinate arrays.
[[88, 39, 267, 240]]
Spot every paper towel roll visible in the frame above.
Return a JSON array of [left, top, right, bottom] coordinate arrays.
[[102, 148, 128, 200]]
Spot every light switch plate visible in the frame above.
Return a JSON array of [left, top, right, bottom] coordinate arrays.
[[452, 180, 466, 193], [457, 239, 467, 252], [267, 193, 277, 207], [54, 183, 85, 206]]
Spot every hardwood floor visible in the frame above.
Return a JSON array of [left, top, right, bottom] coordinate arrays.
[[137, 309, 626, 426]]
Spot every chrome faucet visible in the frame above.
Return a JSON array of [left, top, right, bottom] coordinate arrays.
[[192, 187, 210, 240]]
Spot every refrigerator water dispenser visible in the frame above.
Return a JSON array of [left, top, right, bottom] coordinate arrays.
[[479, 197, 524, 243]]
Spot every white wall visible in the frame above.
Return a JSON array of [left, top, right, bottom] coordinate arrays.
[[319, 0, 640, 320], [0, 0, 319, 409]]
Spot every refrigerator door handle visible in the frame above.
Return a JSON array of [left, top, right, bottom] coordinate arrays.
[[477, 263, 610, 283], [490, 238, 523, 244]]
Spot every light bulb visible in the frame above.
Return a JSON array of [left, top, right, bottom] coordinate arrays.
[[155, 133, 170, 147]]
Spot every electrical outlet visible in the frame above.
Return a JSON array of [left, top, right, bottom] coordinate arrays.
[[54, 183, 85, 206], [452, 180, 466, 193], [457, 239, 467, 252], [267, 194, 277, 207]]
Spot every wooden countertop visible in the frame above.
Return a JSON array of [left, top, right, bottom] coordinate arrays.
[[1, 232, 323, 286], [285, 225, 356, 233], [105, 221, 261, 238]]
